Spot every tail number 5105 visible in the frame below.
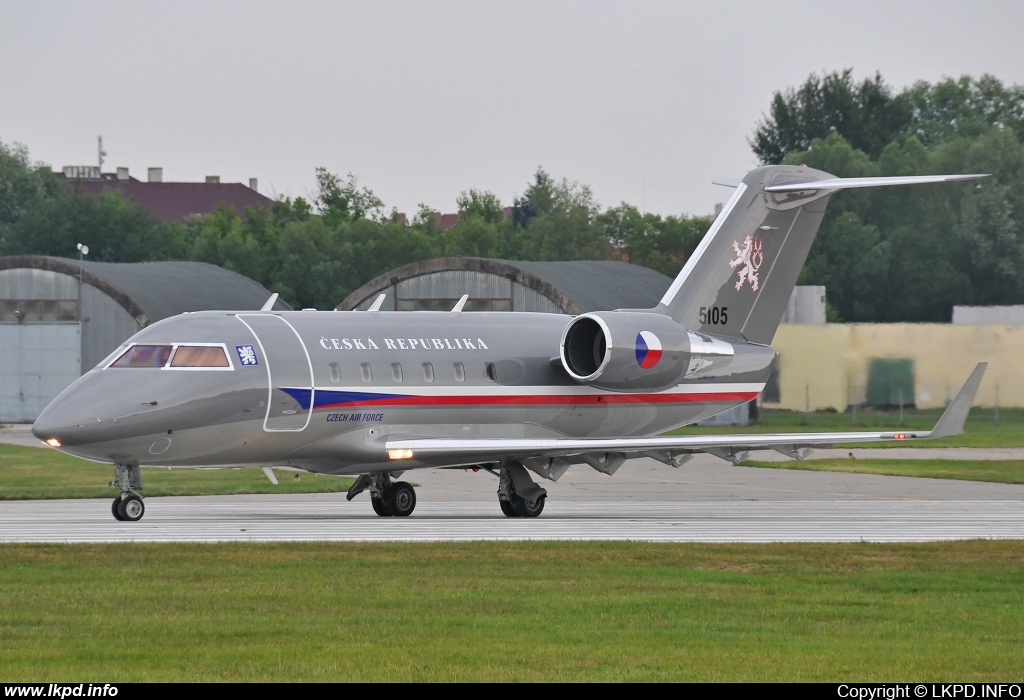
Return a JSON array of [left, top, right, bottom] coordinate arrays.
[[699, 306, 728, 325]]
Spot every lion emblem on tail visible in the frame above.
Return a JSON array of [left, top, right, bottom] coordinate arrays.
[[729, 235, 764, 291]]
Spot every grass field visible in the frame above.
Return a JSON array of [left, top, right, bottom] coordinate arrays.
[[744, 458, 1024, 484], [0, 444, 353, 500], [1, 541, 1021, 681]]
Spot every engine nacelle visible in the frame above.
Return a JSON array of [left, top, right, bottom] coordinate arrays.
[[559, 311, 734, 392]]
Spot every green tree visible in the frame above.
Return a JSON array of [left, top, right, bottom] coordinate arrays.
[[902, 75, 1024, 148], [751, 70, 910, 164], [456, 189, 505, 225], [798, 211, 891, 321], [315, 168, 385, 224], [271, 217, 354, 310], [952, 127, 1024, 305], [8, 189, 182, 262], [0, 142, 60, 222], [510, 168, 607, 260]]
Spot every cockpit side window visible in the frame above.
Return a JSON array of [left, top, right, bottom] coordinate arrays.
[[109, 344, 173, 368], [170, 345, 230, 368], [106, 343, 233, 370]]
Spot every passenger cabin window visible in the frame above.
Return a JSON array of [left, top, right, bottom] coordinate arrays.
[[453, 362, 466, 383], [329, 362, 341, 382], [171, 345, 230, 368], [391, 362, 403, 382], [109, 345, 172, 368], [360, 362, 372, 382], [485, 362, 497, 381], [422, 362, 434, 383]]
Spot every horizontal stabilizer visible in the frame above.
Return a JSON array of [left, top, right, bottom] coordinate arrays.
[[711, 178, 742, 188], [765, 173, 988, 193]]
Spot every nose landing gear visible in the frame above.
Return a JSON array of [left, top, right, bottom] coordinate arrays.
[[110, 462, 145, 521]]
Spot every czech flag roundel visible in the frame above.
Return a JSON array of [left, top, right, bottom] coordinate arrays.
[[635, 331, 662, 369]]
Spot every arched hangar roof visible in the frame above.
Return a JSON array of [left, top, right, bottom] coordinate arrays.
[[0, 256, 289, 326], [337, 257, 673, 314]]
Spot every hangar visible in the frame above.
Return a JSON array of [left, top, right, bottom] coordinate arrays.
[[0, 256, 287, 421], [338, 257, 674, 313]]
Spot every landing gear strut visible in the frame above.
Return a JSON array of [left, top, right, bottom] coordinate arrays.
[[348, 472, 417, 517], [111, 462, 145, 521], [497, 462, 546, 518]]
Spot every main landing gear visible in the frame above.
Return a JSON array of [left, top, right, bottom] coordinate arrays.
[[347, 473, 417, 517], [110, 462, 145, 521], [347, 462, 548, 518], [497, 462, 546, 518]]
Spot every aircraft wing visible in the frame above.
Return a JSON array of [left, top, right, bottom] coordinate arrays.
[[385, 363, 986, 471]]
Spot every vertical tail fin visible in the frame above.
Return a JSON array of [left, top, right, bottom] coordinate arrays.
[[653, 166, 986, 344]]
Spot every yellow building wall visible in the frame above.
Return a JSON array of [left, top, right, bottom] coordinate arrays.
[[768, 325, 850, 411], [768, 324, 1023, 410]]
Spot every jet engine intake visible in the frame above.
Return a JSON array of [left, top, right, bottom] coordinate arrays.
[[559, 312, 734, 392]]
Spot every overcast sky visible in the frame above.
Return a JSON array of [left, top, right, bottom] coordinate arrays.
[[3, 0, 1023, 218]]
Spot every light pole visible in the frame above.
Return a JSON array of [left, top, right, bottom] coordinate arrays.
[[76, 243, 89, 324]]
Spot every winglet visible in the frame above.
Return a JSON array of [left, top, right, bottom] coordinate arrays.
[[260, 293, 279, 313], [928, 363, 987, 438]]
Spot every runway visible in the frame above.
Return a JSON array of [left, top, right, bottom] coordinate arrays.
[[3, 496, 1024, 543]]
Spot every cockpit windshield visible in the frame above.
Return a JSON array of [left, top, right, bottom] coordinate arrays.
[[171, 345, 230, 367], [109, 344, 173, 368], [107, 344, 232, 370]]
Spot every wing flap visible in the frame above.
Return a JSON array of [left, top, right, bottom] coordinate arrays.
[[386, 364, 986, 467]]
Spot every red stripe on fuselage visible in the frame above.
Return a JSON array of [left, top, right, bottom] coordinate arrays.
[[314, 391, 759, 410]]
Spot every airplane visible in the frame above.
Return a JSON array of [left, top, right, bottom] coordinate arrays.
[[31, 164, 989, 522]]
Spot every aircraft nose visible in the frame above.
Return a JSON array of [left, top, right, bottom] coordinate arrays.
[[32, 400, 87, 447], [31, 375, 130, 448]]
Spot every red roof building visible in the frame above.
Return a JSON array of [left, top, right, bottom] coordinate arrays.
[[55, 166, 274, 222]]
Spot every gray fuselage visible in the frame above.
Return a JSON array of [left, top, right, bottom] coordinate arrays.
[[33, 308, 774, 475]]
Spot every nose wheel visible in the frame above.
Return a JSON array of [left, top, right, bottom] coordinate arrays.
[[110, 462, 145, 521], [112, 494, 145, 521]]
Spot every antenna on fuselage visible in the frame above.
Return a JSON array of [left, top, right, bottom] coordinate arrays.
[[367, 294, 386, 312], [450, 294, 469, 312], [260, 293, 279, 313]]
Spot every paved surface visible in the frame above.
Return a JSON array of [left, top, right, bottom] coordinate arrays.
[[0, 424, 45, 448], [2, 496, 1022, 543], [3, 422, 1023, 543]]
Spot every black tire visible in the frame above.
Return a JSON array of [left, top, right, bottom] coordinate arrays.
[[118, 495, 145, 522], [387, 481, 416, 517], [112, 496, 126, 521], [513, 494, 545, 518], [499, 499, 517, 517], [371, 496, 394, 517]]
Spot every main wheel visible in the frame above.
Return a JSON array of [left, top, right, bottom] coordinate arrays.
[[499, 499, 517, 517], [112, 496, 126, 521], [117, 494, 145, 522], [371, 496, 394, 516], [387, 481, 416, 517], [513, 494, 545, 518]]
